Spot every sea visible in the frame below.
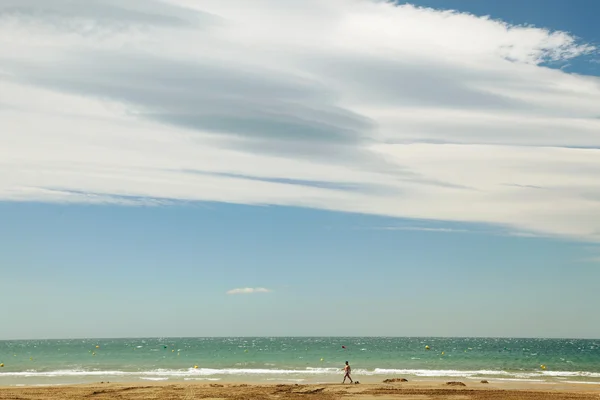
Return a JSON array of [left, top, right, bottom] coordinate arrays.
[[1, 337, 599, 386]]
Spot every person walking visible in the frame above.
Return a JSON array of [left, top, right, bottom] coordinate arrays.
[[342, 361, 353, 384]]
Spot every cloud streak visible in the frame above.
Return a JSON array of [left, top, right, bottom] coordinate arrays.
[[375, 226, 470, 233], [1, 0, 600, 241], [226, 288, 271, 295]]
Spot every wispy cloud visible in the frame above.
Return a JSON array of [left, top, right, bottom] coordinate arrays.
[[1, 0, 600, 241], [372, 226, 549, 239], [503, 231, 547, 238], [375, 226, 470, 233], [226, 288, 271, 295], [577, 255, 600, 263]]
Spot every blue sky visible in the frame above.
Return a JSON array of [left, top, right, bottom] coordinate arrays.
[[0, 0, 599, 339], [2, 201, 599, 339]]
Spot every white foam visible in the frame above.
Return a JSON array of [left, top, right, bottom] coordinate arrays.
[[543, 371, 600, 378], [305, 368, 340, 373], [1, 368, 599, 381]]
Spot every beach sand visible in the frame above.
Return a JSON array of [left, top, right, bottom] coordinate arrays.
[[1, 381, 600, 400]]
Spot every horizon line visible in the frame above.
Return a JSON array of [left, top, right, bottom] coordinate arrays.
[[1, 335, 599, 342]]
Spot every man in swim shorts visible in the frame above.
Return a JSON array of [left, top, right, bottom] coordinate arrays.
[[343, 361, 353, 384]]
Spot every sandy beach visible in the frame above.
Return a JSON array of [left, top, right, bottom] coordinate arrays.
[[2, 381, 600, 400]]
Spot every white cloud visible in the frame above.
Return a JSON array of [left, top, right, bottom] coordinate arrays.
[[0, 0, 600, 241], [226, 288, 271, 295]]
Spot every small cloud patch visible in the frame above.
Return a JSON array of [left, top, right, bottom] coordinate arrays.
[[226, 287, 271, 295]]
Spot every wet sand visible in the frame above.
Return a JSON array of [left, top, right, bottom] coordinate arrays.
[[1, 381, 600, 400]]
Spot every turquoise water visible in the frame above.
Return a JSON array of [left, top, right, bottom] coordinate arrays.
[[1, 337, 599, 386]]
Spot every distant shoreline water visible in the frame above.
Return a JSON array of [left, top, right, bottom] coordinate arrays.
[[1, 337, 599, 386]]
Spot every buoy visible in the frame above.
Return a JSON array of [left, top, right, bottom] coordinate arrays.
[[0, 363, 4, 367], [541, 364, 546, 370], [441, 351, 445, 355], [96, 345, 100, 349], [172, 350, 175, 352], [425, 346, 430, 350], [92, 352, 96, 356], [30, 357, 33, 361], [194, 365, 198, 369], [320, 358, 324, 362]]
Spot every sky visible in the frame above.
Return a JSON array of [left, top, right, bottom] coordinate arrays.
[[0, 0, 599, 340]]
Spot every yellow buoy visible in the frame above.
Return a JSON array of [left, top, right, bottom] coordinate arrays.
[[194, 365, 199, 369], [96, 345, 100, 349], [172, 350, 175, 352], [425, 345, 430, 350], [320, 358, 324, 362], [0, 363, 4, 367], [441, 351, 445, 355], [540, 364, 546, 370]]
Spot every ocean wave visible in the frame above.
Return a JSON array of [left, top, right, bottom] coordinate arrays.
[[1, 368, 599, 380], [371, 369, 600, 379]]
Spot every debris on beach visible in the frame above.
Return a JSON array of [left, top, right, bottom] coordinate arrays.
[[446, 381, 466, 386], [383, 378, 408, 383]]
